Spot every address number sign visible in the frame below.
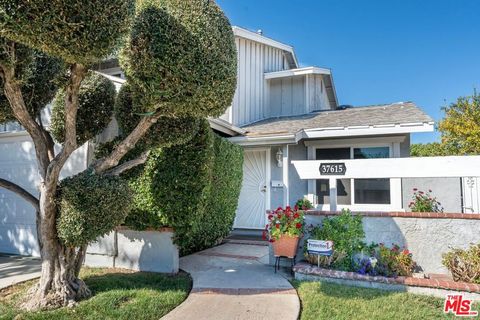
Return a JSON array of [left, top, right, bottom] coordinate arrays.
[[319, 163, 346, 175]]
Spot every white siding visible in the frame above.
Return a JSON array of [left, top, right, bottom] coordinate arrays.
[[308, 75, 331, 112], [268, 77, 306, 118], [228, 37, 287, 126]]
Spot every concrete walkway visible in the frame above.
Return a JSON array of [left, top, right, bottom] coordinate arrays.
[[0, 254, 41, 289], [162, 242, 300, 320]]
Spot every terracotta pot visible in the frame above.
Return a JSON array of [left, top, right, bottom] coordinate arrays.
[[272, 235, 299, 258]]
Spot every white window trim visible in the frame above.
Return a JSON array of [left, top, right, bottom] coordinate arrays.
[[307, 140, 403, 211]]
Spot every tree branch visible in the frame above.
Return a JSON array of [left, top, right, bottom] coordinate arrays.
[[46, 63, 86, 186], [104, 150, 150, 176], [93, 112, 162, 174], [0, 43, 50, 177], [0, 178, 39, 211]]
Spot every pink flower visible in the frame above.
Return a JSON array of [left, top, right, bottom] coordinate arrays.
[[295, 223, 302, 229], [294, 205, 299, 211], [268, 214, 273, 220], [275, 223, 280, 229]]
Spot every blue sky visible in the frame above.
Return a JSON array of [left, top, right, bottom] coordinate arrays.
[[216, 0, 480, 143]]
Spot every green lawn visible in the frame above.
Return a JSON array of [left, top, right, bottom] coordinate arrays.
[[0, 268, 191, 320], [292, 280, 479, 320]]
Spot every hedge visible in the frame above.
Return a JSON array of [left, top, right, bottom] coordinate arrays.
[[124, 120, 244, 255]]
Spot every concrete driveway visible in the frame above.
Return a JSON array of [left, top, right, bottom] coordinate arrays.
[[0, 254, 41, 289]]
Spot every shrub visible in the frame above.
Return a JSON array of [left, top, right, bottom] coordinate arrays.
[[355, 243, 416, 277], [295, 198, 314, 210], [123, 120, 244, 255], [50, 71, 116, 145], [408, 188, 443, 212], [57, 172, 132, 247], [0, 0, 135, 64], [265, 207, 304, 241], [120, 0, 237, 116], [0, 43, 64, 123], [442, 244, 480, 284], [305, 209, 365, 270]]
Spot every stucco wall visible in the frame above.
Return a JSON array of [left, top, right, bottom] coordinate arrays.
[[402, 178, 462, 213], [292, 213, 480, 274], [86, 228, 179, 274]]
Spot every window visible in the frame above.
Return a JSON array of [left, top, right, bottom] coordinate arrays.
[[315, 146, 391, 206], [316, 148, 351, 205], [353, 147, 390, 205]]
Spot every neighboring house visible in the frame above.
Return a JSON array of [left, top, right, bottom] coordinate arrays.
[[0, 26, 435, 255]]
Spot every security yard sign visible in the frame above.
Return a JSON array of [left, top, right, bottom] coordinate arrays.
[[307, 240, 333, 256]]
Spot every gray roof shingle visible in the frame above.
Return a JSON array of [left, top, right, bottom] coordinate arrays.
[[242, 102, 433, 136]]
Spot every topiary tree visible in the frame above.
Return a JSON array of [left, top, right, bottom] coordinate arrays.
[[50, 71, 116, 145], [0, 0, 237, 310]]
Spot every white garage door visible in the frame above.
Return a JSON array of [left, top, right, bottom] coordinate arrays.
[[0, 131, 88, 257], [0, 133, 41, 256]]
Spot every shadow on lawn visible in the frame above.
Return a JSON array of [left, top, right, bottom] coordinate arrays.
[[81, 269, 192, 296]]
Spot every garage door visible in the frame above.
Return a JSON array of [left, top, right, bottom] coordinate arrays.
[[0, 132, 88, 257]]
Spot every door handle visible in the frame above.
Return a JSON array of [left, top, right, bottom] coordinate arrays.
[[261, 186, 267, 192]]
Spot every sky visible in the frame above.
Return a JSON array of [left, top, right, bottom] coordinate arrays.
[[216, 0, 480, 143]]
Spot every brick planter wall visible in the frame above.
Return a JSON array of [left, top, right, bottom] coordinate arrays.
[[294, 262, 480, 301]]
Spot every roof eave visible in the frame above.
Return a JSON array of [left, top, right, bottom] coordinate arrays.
[[208, 118, 246, 137], [230, 122, 434, 146], [298, 122, 435, 140], [232, 26, 298, 68]]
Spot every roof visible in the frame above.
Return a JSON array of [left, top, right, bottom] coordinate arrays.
[[232, 26, 298, 69], [228, 102, 434, 145]]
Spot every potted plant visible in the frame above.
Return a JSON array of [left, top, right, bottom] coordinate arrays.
[[264, 206, 304, 258]]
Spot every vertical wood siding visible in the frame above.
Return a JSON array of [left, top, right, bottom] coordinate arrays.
[[308, 75, 331, 112], [227, 38, 287, 126]]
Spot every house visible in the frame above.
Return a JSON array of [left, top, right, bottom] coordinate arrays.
[[219, 27, 435, 230], [0, 26, 434, 255]]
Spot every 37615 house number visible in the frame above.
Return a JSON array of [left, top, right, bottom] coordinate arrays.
[[319, 163, 347, 175]]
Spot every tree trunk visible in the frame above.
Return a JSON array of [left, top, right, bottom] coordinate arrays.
[[0, 59, 90, 310], [22, 185, 90, 310]]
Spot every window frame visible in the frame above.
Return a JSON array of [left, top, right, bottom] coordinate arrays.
[[308, 140, 401, 211]]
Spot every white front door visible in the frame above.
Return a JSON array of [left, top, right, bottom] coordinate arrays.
[[234, 149, 270, 229]]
